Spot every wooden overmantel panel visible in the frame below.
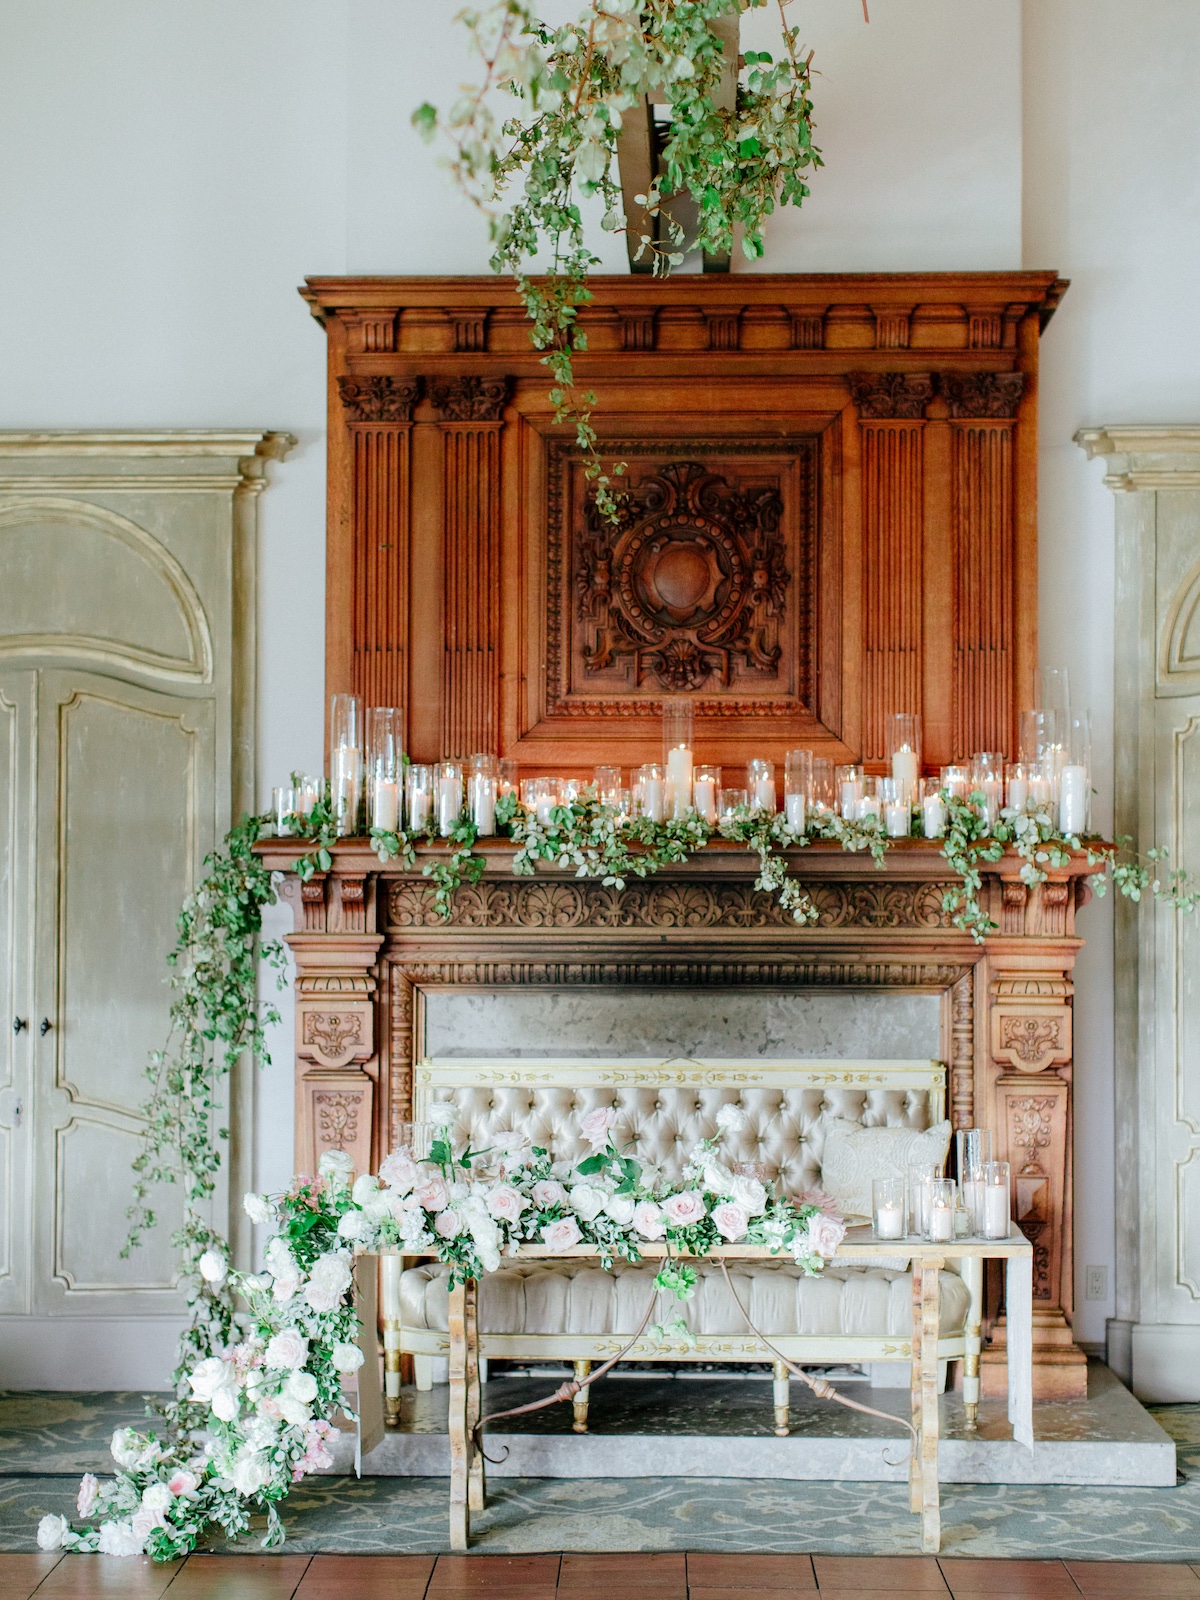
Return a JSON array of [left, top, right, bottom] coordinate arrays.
[[302, 272, 1066, 773]]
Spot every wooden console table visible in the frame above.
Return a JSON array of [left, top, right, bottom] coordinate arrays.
[[358, 1229, 1032, 1556]]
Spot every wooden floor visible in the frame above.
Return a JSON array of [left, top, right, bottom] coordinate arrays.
[[0, 1553, 1197, 1599]]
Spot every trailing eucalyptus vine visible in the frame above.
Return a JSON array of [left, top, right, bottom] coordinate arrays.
[[413, 0, 821, 513]]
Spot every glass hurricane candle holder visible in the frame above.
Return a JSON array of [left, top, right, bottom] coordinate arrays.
[[872, 1177, 906, 1241], [920, 777, 946, 838], [273, 785, 298, 836], [329, 692, 364, 836], [406, 764, 433, 833], [1059, 711, 1091, 835], [940, 764, 969, 801], [561, 778, 581, 804], [634, 763, 665, 823], [811, 756, 835, 814], [1005, 761, 1031, 815], [526, 776, 561, 826], [497, 758, 518, 798], [693, 764, 719, 824], [880, 776, 910, 837], [981, 1160, 1011, 1239], [784, 749, 811, 832], [888, 713, 921, 805], [837, 763, 864, 820], [748, 758, 776, 814], [718, 785, 748, 820], [971, 752, 1005, 833], [295, 776, 321, 818], [857, 782, 882, 823], [956, 1127, 993, 1234], [1027, 760, 1054, 810], [468, 753, 498, 834], [909, 1161, 938, 1237], [435, 761, 464, 836], [366, 706, 402, 833], [594, 765, 622, 804], [926, 1177, 957, 1242], [663, 697, 694, 819]]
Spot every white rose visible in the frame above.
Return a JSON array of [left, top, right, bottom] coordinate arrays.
[[661, 1189, 707, 1227], [243, 1192, 275, 1226], [806, 1212, 847, 1260], [332, 1341, 365, 1373], [110, 1427, 145, 1468], [303, 1252, 353, 1313], [265, 1236, 295, 1275], [318, 1148, 355, 1187], [198, 1250, 227, 1286], [715, 1103, 747, 1134], [711, 1201, 750, 1242], [245, 1415, 279, 1449], [427, 1100, 458, 1128], [272, 1269, 302, 1304], [243, 1273, 272, 1293], [540, 1216, 583, 1252], [37, 1514, 69, 1551], [532, 1179, 567, 1209], [604, 1192, 636, 1226], [186, 1358, 229, 1403], [286, 1369, 319, 1404], [485, 1183, 527, 1224], [569, 1183, 606, 1222], [337, 1210, 370, 1242], [730, 1174, 767, 1216], [77, 1472, 100, 1517], [701, 1162, 733, 1197], [468, 1212, 502, 1274], [351, 1174, 380, 1206], [130, 1508, 163, 1543], [379, 1148, 419, 1193], [265, 1329, 309, 1371], [279, 1392, 312, 1427], [632, 1201, 666, 1240], [579, 1105, 619, 1151], [231, 1448, 272, 1497], [141, 1482, 173, 1514], [97, 1518, 145, 1557], [211, 1387, 240, 1423]]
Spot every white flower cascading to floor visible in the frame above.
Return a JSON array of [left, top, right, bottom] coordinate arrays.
[[37, 1105, 844, 1561]]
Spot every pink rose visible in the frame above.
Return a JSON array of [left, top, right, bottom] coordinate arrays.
[[632, 1201, 666, 1240], [77, 1473, 99, 1517], [579, 1106, 619, 1151], [712, 1201, 750, 1242], [806, 1212, 846, 1258], [662, 1190, 707, 1228], [540, 1216, 582, 1252], [166, 1470, 198, 1498], [799, 1186, 840, 1217], [532, 1179, 568, 1210], [379, 1150, 419, 1194], [434, 1208, 464, 1239], [485, 1184, 526, 1224], [414, 1173, 449, 1211]]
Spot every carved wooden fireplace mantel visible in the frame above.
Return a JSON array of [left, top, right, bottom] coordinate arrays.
[[260, 836, 1098, 1397]]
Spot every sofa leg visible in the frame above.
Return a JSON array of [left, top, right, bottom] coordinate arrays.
[[414, 1354, 435, 1393], [572, 1360, 592, 1433], [772, 1359, 790, 1436]]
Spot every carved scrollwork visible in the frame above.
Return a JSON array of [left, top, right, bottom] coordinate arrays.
[[302, 1010, 364, 1059], [574, 460, 789, 693], [939, 371, 1025, 419], [1000, 1015, 1062, 1065], [337, 375, 421, 422], [313, 1088, 362, 1149], [1009, 1094, 1056, 1173], [848, 372, 935, 420], [428, 375, 510, 422]]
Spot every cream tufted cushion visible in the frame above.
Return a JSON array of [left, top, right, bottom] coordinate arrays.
[[427, 1085, 937, 1196], [400, 1259, 969, 1340], [819, 1118, 952, 1219]]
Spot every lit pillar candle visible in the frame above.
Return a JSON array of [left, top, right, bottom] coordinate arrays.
[[1059, 765, 1088, 834], [1007, 774, 1029, 813], [332, 745, 361, 835], [922, 793, 946, 838], [693, 771, 718, 824], [642, 776, 665, 823], [858, 794, 881, 822], [983, 1185, 1009, 1239], [892, 745, 919, 803], [840, 779, 863, 818], [469, 774, 496, 835], [435, 763, 463, 836], [372, 779, 399, 832], [929, 1203, 954, 1242], [749, 760, 776, 813], [666, 744, 693, 819], [876, 1202, 904, 1240], [785, 793, 806, 831], [885, 801, 910, 838]]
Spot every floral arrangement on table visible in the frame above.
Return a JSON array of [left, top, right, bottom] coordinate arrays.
[[37, 1103, 841, 1560]]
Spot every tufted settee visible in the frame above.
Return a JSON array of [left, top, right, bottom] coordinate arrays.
[[383, 1057, 971, 1435]]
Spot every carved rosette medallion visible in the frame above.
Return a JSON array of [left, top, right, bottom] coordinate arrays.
[[337, 375, 422, 422], [575, 460, 789, 693]]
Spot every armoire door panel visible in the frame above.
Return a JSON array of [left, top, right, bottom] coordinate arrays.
[[34, 671, 209, 1309], [0, 671, 34, 1312]]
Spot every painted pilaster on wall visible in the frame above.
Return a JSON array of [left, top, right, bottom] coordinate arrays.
[[1078, 426, 1200, 1401]]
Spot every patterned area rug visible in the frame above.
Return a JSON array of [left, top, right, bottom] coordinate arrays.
[[3, 1390, 1198, 1560]]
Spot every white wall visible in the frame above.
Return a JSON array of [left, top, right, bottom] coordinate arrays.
[[4, 0, 1193, 1360]]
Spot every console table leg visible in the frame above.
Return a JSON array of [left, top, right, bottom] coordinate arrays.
[[909, 1265, 922, 1515], [381, 1254, 403, 1427], [448, 1279, 472, 1550], [772, 1359, 790, 1436], [919, 1255, 944, 1554], [465, 1278, 486, 1512], [961, 1256, 983, 1429], [572, 1361, 592, 1433]]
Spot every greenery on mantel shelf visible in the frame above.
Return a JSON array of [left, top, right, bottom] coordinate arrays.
[[413, 0, 821, 516]]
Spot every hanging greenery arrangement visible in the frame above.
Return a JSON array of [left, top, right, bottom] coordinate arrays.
[[413, 0, 821, 514]]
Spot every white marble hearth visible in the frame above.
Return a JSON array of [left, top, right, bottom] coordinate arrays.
[[328, 1363, 1173, 1488]]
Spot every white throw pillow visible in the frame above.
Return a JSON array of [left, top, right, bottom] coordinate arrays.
[[819, 1118, 952, 1221]]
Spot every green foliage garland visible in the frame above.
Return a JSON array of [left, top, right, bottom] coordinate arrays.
[[414, 0, 821, 514]]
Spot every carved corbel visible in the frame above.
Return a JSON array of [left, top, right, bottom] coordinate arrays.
[[989, 973, 1073, 1074]]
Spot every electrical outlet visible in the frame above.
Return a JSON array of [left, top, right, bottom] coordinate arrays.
[[1085, 1264, 1108, 1301]]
